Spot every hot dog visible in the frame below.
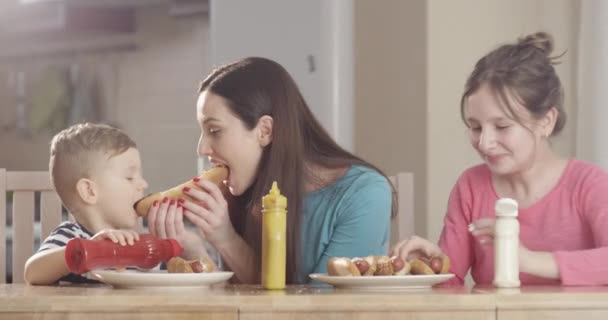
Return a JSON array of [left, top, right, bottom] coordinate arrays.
[[167, 256, 216, 273], [326, 256, 411, 276], [326, 257, 361, 276], [410, 255, 451, 275], [134, 166, 229, 217]]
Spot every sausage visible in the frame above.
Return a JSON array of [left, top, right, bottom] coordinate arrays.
[[352, 258, 370, 275], [410, 255, 451, 275], [326, 255, 446, 276], [390, 256, 411, 275]]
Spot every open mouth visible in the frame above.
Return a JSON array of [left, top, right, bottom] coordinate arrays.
[[210, 161, 230, 182]]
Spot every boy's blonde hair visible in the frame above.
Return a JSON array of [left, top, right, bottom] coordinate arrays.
[[49, 123, 136, 211]]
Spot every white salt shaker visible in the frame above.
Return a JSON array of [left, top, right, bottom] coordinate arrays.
[[493, 198, 521, 288]]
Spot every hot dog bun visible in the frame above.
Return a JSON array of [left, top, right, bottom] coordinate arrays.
[[167, 256, 216, 273], [326, 257, 361, 276], [326, 256, 413, 276], [373, 256, 394, 276], [135, 166, 228, 217], [410, 255, 451, 275]]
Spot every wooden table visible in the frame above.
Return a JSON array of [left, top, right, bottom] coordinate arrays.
[[1, 284, 607, 320]]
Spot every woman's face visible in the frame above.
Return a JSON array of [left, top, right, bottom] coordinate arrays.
[[464, 85, 546, 176], [196, 91, 267, 196]]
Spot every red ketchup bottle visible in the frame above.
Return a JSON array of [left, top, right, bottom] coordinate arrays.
[[65, 234, 183, 274]]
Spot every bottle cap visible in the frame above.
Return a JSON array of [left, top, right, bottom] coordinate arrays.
[[262, 181, 287, 210], [167, 238, 185, 257], [495, 198, 518, 217]]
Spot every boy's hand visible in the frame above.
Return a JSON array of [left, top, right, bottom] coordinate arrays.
[[92, 229, 140, 246]]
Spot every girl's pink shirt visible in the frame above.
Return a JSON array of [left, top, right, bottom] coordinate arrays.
[[439, 160, 608, 285]]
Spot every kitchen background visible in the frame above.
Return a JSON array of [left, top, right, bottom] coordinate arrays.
[[1, 0, 606, 245]]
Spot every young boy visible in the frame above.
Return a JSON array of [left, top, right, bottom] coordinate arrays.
[[24, 123, 149, 285]]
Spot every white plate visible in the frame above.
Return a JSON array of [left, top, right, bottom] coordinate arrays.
[[91, 269, 234, 288], [309, 273, 454, 290]]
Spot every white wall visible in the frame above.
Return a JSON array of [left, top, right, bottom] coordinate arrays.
[[576, 0, 608, 168]]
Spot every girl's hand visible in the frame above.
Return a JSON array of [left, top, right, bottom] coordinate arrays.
[[468, 218, 496, 245], [470, 218, 535, 271], [181, 179, 238, 248], [91, 229, 140, 246], [391, 235, 444, 262]]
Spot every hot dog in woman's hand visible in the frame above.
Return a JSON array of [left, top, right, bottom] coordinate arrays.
[[135, 167, 228, 217]]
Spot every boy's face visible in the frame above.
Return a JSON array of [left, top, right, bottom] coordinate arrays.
[[92, 147, 148, 229]]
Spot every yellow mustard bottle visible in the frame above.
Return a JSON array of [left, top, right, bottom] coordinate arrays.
[[261, 181, 287, 289]]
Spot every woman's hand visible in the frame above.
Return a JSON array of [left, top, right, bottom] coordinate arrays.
[[91, 229, 139, 246], [147, 198, 185, 240], [147, 197, 205, 258], [181, 180, 238, 248], [391, 235, 444, 262]]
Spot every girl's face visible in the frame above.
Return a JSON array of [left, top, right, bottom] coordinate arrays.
[[196, 91, 270, 196], [464, 85, 547, 176]]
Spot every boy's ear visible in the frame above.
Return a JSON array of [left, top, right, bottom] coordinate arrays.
[[76, 178, 98, 205], [256, 115, 273, 147]]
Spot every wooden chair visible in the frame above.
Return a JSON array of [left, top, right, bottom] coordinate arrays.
[[388, 172, 414, 247], [0, 169, 63, 283]]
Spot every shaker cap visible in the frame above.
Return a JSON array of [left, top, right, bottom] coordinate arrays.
[[495, 198, 518, 217], [262, 181, 287, 209]]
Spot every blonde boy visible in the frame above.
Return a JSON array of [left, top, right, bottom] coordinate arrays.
[[24, 123, 148, 285]]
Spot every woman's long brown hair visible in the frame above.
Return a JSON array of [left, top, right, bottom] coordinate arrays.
[[198, 57, 396, 283]]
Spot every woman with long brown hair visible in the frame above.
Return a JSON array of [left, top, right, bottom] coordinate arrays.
[[148, 57, 395, 284]]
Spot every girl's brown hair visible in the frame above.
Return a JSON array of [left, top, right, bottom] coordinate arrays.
[[198, 57, 396, 283], [461, 31, 566, 134]]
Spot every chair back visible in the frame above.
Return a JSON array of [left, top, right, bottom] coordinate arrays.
[[388, 172, 414, 247], [0, 169, 63, 283]]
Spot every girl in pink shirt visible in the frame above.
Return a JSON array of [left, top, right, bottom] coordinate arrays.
[[393, 32, 608, 286]]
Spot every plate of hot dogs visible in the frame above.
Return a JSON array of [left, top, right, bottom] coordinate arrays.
[[91, 257, 233, 288], [309, 255, 454, 290]]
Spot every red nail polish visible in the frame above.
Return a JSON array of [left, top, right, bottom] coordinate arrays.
[[170, 199, 176, 205], [162, 197, 169, 203], [183, 187, 190, 193], [193, 177, 200, 182], [152, 200, 159, 207], [177, 204, 182, 209], [178, 198, 185, 204]]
